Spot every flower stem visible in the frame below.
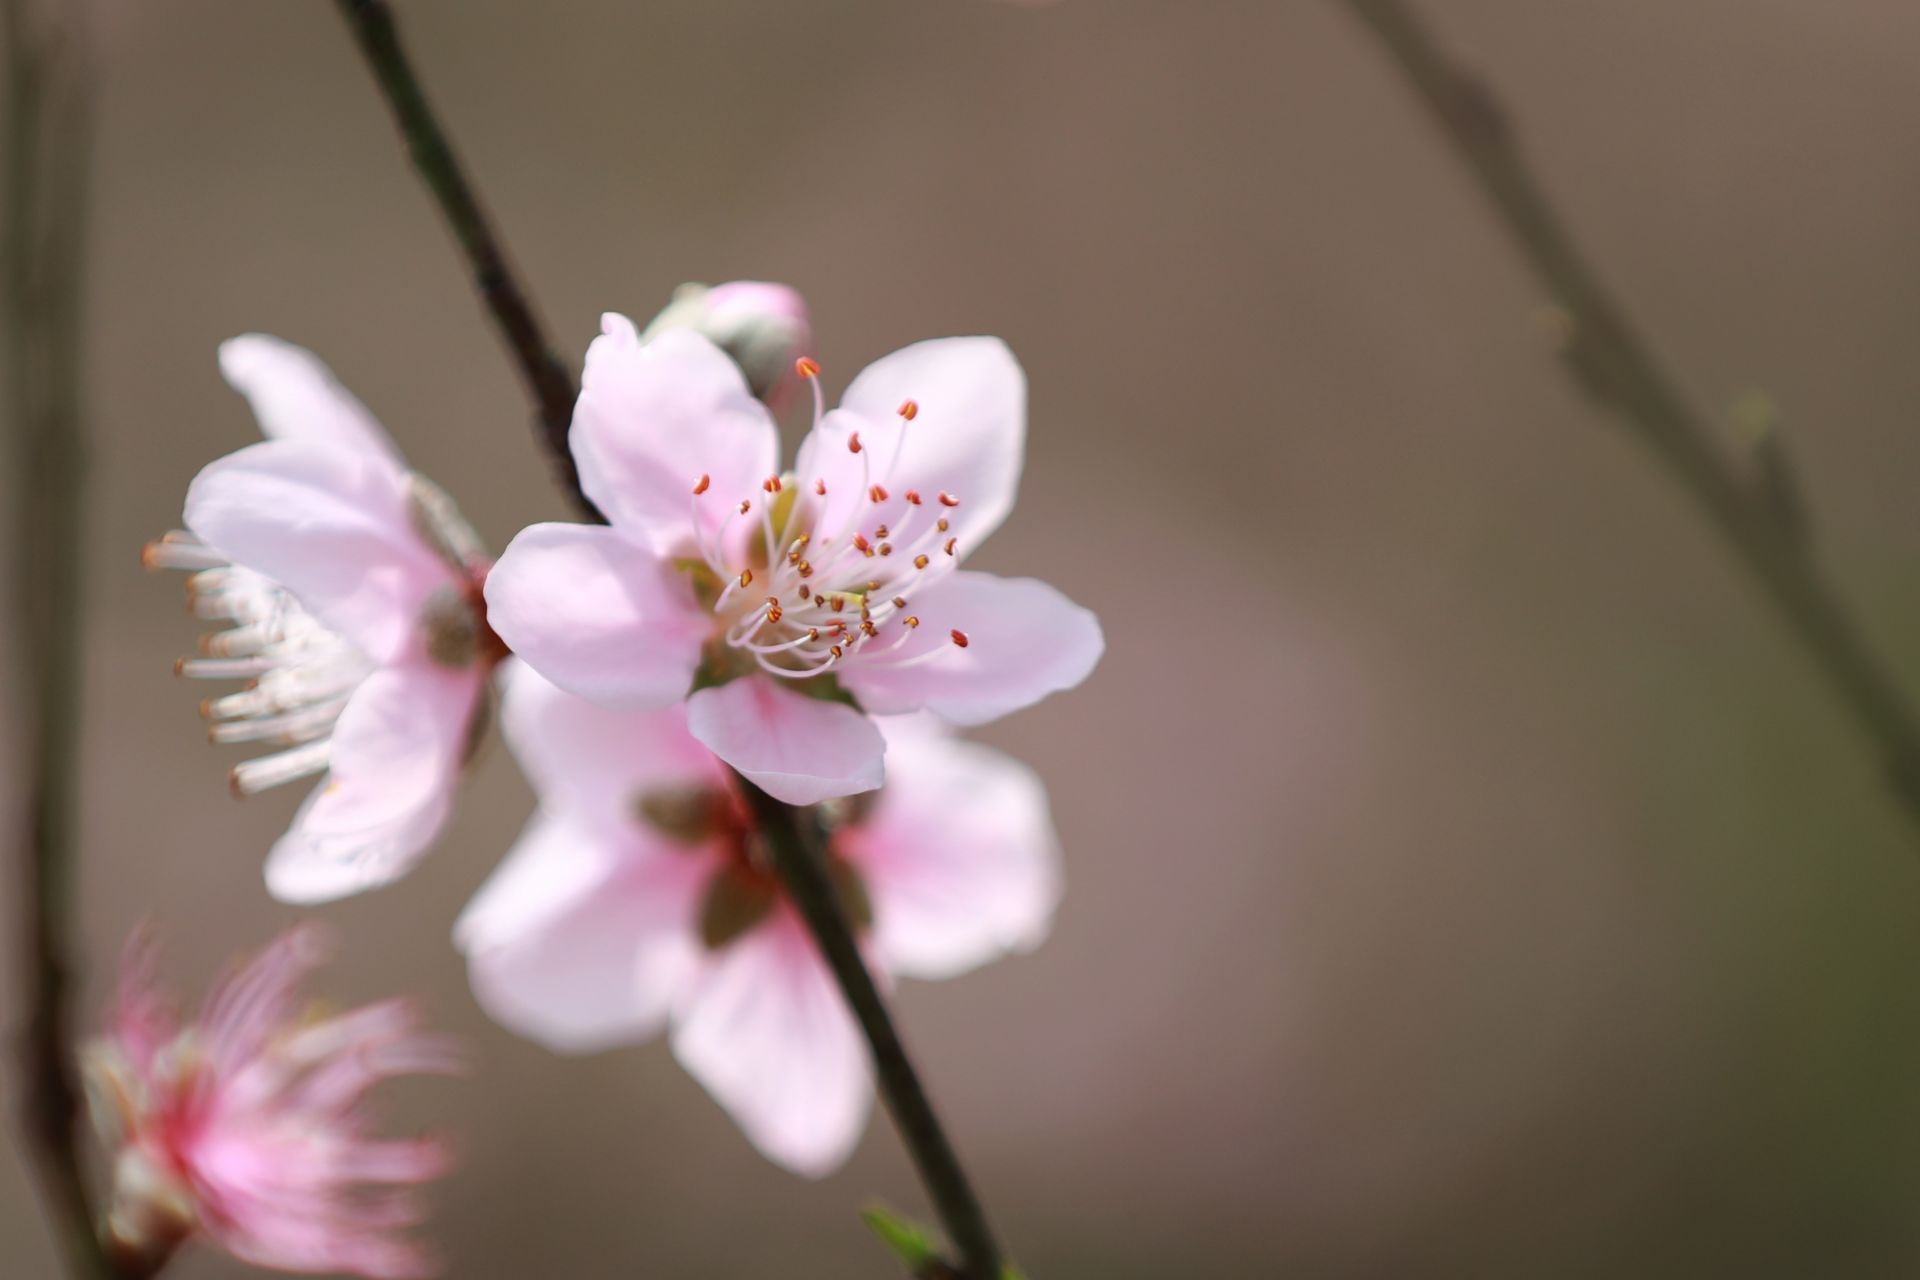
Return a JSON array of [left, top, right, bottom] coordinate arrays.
[[1345, 0, 1920, 824], [4, 0, 114, 1275], [329, 0, 600, 522], [326, 7, 1011, 1272], [737, 779, 1005, 1280]]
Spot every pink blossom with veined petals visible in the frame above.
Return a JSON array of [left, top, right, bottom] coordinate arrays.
[[144, 336, 500, 903], [83, 926, 462, 1278], [455, 664, 1061, 1176], [483, 314, 1104, 806]]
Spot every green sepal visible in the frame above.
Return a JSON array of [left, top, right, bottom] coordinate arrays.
[[860, 1203, 943, 1272]]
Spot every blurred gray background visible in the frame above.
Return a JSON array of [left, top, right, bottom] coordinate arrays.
[[10, 0, 1920, 1275]]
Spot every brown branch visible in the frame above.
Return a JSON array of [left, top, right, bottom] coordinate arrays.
[[740, 780, 1005, 1280], [1345, 0, 1920, 823], [330, 0, 599, 521], [326, 6, 1014, 1275], [4, 0, 113, 1275]]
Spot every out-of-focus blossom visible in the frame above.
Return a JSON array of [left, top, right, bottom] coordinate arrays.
[[456, 665, 1060, 1176], [84, 926, 462, 1278], [145, 337, 502, 902], [639, 280, 812, 405], [484, 312, 1104, 806]]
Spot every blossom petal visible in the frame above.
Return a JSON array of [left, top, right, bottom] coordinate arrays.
[[218, 334, 405, 466], [849, 734, 1062, 980], [264, 664, 480, 904], [484, 522, 706, 710], [794, 337, 1024, 559], [841, 571, 1103, 725], [572, 319, 780, 558], [685, 676, 884, 806], [184, 438, 447, 663], [456, 812, 706, 1054], [671, 914, 872, 1176], [498, 660, 724, 832]]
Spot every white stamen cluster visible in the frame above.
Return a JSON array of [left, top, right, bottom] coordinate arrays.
[[689, 374, 972, 681], [143, 532, 374, 796]]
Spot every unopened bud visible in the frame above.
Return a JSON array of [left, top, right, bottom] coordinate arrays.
[[641, 281, 812, 405]]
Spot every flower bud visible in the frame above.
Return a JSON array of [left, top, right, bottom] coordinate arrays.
[[641, 281, 812, 405]]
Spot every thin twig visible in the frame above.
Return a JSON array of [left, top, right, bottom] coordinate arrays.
[[325, 7, 1010, 1274], [330, 0, 599, 521], [740, 780, 1005, 1280], [1345, 0, 1920, 821], [4, 0, 111, 1275]]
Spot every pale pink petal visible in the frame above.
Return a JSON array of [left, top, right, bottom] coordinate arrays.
[[671, 913, 872, 1176], [841, 571, 1103, 725], [184, 439, 447, 664], [572, 319, 780, 558], [848, 734, 1062, 980], [497, 661, 724, 833], [264, 665, 480, 903], [218, 335, 405, 467], [685, 676, 885, 806], [483, 522, 706, 710], [456, 812, 706, 1054], [794, 337, 1024, 559]]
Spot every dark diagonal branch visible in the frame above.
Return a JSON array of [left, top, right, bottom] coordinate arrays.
[[740, 780, 1006, 1280], [331, 0, 598, 521], [326, 7, 1010, 1275]]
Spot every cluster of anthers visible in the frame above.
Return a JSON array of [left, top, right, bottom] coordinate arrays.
[[142, 532, 375, 798], [693, 358, 973, 682]]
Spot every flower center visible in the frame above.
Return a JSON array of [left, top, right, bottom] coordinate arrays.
[[684, 362, 972, 683], [632, 778, 873, 950], [418, 570, 509, 672]]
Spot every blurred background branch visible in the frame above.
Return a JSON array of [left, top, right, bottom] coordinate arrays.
[[4, 0, 116, 1275], [327, 5, 1006, 1275], [1345, 0, 1920, 826]]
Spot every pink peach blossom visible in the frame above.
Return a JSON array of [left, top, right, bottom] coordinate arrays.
[[456, 664, 1061, 1175], [145, 336, 499, 902], [483, 315, 1104, 805], [84, 927, 462, 1278]]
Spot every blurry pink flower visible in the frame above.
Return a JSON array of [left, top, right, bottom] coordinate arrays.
[[484, 314, 1103, 805], [455, 664, 1061, 1176], [84, 926, 462, 1278], [145, 336, 501, 902], [639, 280, 812, 405]]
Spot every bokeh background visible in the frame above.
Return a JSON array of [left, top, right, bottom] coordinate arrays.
[[10, 1, 1920, 1275]]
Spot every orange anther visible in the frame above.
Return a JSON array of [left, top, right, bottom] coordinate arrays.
[[795, 356, 821, 378], [693, 473, 711, 495], [938, 492, 960, 507], [898, 398, 919, 421], [950, 629, 970, 649]]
